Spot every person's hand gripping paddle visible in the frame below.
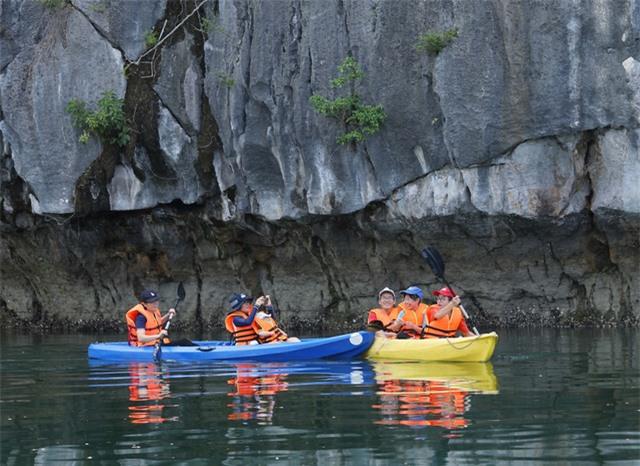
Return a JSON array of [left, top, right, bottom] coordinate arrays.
[[153, 282, 186, 361], [421, 247, 479, 335]]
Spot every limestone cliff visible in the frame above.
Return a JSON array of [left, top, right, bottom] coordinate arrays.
[[1, 0, 638, 332]]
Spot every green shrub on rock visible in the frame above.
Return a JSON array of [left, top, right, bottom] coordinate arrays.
[[144, 30, 159, 48], [66, 91, 130, 147], [415, 28, 458, 54], [38, 0, 68, 9], [310, 57, 386, 146]]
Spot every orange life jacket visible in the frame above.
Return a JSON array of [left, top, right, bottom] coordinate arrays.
[[126, 304, 170, 347], [397, 302, 428, 337], [367, 306, 403, 329], [252, 311, 288, 344], [224, 310, 259, 345], [422, 304, 463, 338]]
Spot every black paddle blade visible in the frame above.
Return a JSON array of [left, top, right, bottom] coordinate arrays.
[[421, 246, 445, 278], [172, 282, 186, 310]]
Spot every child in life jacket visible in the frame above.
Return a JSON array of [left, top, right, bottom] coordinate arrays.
[[252, 295, 300, 344]]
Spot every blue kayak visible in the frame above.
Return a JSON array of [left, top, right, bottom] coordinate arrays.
[[88, 332, 374, 362]]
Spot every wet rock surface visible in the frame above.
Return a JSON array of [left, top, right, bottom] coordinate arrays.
[[1, 204, 638, 334]]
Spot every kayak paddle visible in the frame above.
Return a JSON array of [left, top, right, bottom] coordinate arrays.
[[153, 282, 186, 361], [421, 246, 480, 335]]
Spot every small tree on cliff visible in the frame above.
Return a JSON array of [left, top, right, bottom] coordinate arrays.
[[310, 57, 386, 146], [66, 91, 130, 147]]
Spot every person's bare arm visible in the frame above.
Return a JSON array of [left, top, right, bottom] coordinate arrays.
[[136, 328, 168, 344], [434, 297, 461, 319]]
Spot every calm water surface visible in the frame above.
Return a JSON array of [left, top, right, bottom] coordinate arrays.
[[1, 329, 638, 465]]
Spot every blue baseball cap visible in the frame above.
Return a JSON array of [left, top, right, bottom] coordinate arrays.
[[399, 286, 424, 300], [140, 289, 160, 303], [229, 293, 253, 310]]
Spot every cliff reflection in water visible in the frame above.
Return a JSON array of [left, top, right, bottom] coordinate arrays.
[[371, 362, 499, 429], [127, 363, 176, 425]]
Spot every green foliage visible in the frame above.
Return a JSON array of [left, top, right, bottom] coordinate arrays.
[[415, 28, 458, 54], [200, 17, 225, 34], [38, 0, 68, 8], [309, 57, 386, 146], [217, 73, 235, 87], [66, 91, 130, 147], [330, 56, 364, 88], [144, 30, 158, 48], [89, 1, 107, 13]]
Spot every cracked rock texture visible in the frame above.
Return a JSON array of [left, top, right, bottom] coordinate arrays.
[[0, 0, 638, 332]]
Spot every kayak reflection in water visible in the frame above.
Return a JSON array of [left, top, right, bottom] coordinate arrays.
[[128, 362, 176, 425], [371, 362, 498, 431], [227, 363, 289, 424]]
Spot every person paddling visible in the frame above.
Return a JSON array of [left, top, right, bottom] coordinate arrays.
[[366, 287, 404, 336], [126, 289, 195, 347], [423, 287, 474, 338]]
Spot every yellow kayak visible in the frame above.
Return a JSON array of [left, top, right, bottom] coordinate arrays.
[[365, 332, 498, 362]]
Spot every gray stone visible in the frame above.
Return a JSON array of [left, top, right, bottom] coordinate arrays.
[[0, 8, 125, 214], [436, 0, 638, 168], [107, 164, 143, 211], [0, 0, 48, 71], [461, 137, 590, 218], [71, 0, 167, 61], [623, 57, 640, 124], [154, 31, 202, 134], [204, 0, 639, 221], [386, 168, 470, 219], [107, 105, 203, 210], [590, 128, 640, 213]]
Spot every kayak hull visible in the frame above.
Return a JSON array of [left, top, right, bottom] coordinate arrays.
[[88, 331, 374, 362], [365, 332, 498, 362]]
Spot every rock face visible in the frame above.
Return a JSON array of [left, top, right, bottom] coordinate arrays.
[[71, 0, 167, 61], [0, 0, 638, 332], [1, 6, 126, 214]]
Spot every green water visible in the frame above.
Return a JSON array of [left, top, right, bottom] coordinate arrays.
[[1, 330, 638, 465]]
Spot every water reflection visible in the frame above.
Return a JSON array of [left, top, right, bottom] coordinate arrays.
[[2, 330, 636, 464], [371, 362, 498, 430], [127, 362, 176, 425], [227, 363, 289, 424]]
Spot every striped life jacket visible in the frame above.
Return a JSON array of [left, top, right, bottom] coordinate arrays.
[[126, 304, 170, 347], [224, 310, 259, 345], [422, 305, 463, 338], [253, 311, 288, 344], [397, 302, 428, 338], [367, 307, 403, 331]]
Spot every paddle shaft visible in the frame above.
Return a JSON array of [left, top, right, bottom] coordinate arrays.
[[153, 283, 186, 360], [438, 277, 479, 336], [153, 309, 175, 360], [422, 246, 480, 336]]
